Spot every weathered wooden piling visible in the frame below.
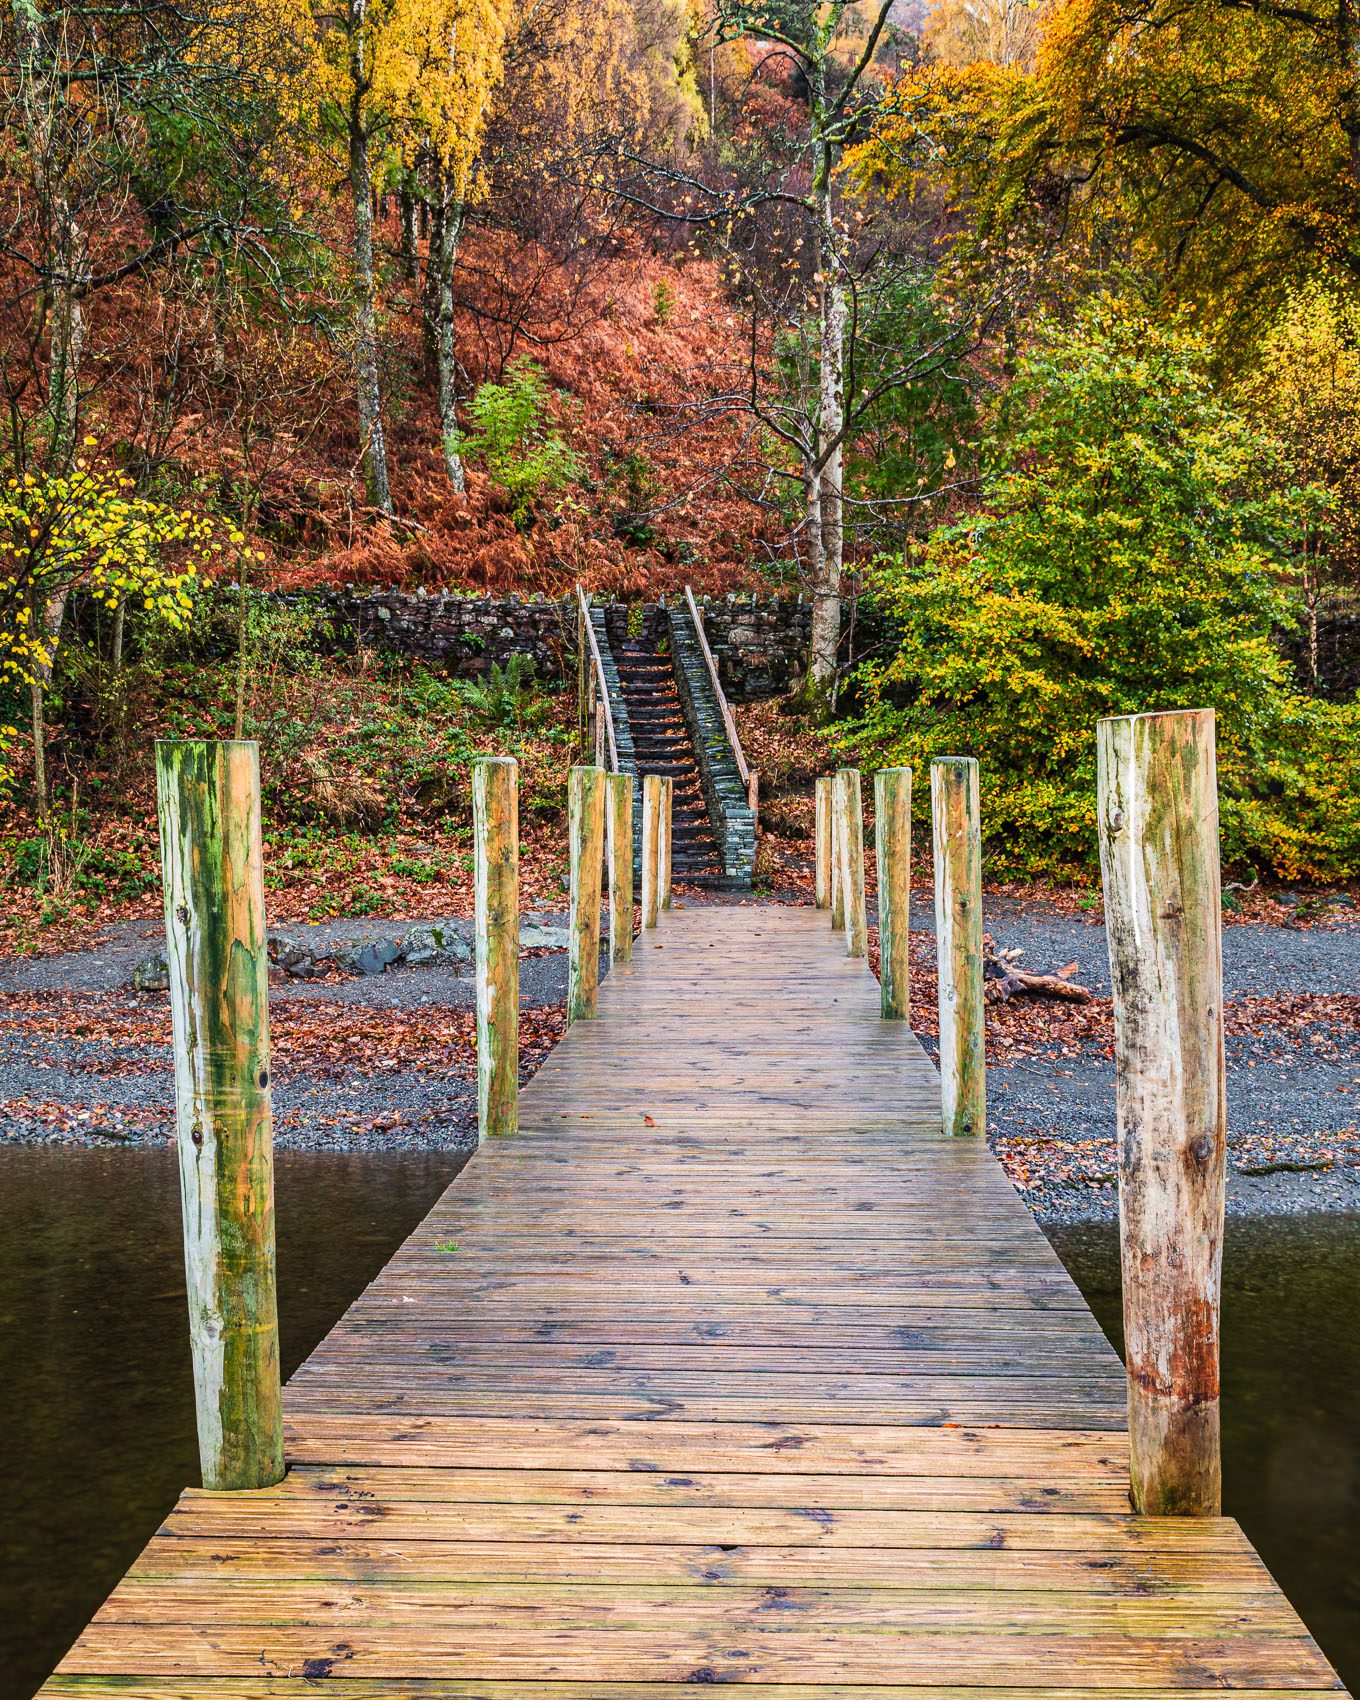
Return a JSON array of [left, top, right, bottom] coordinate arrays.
[[660, 774, 674, 909], [1098, 707, 1226, 1516], [875, 767, 912, 1021], [154, 739, 284, 1493], [815, 775, 833, 911], [607, 771, 634, 964], [931, 756, 985, 1138], [641, 773, 663, 929], [473, 755, 520, 1139], [568, 764, 605, 1021], [835, 768, 868, 958]]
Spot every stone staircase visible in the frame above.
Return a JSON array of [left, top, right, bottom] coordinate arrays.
[[614, 635, 724, 885]]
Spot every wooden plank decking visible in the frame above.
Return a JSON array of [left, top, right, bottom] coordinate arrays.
[[43, 904, 1345, 1698]]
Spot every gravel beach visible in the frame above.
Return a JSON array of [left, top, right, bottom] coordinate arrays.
[[1, 894, 1355, 1218]]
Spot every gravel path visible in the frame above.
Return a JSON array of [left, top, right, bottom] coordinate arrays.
[[2, 895, 1356, 1215]]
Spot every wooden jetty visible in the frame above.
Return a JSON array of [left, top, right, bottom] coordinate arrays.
[[43, 904, 1346, 1697]]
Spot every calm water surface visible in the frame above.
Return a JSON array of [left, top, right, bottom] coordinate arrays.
[[1048, 1215, 1360, 1692], [1, 1149, 1357, 1697], [0, 1145, 466, 1700]]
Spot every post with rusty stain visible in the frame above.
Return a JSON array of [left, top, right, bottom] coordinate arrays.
[[155, 740, 284, 1492], [931, 756, 985, 1138], [660, 774, 674, 910], [814, 776, 833, 911], [568, 764, 605, 1021], [473, 755, 519, 1140], [875, 767, 912, 1020], [1098, 708, 1225, 1516], [835, 768, 868, 958], [641, 773, 663, 929], [606, 770, 634, 964]]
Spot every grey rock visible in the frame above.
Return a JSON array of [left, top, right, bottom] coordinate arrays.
[[402, 922, 473, 967], [519, 920, 571, 950], [129, 953, 169, 992], [356, 938, 404, 976], [268, 934, 318, 978]]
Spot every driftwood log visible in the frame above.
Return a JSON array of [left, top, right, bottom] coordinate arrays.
[[982, 938, 1093, 1005]]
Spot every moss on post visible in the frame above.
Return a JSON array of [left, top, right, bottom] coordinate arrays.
[[660, 774, 674, 910], [875, 767, 912, 1021], [607, 771, 634, 964], [931, 756, 985, 1138], [473, 756, 519, 1139], [815, 776, 833, 911], [155, 739, 284, 1493], [1098, 708, 1225, 1516], [569, 764, 605, 1020], [835, 768, 868, 958], [641, 773, 663, 929]]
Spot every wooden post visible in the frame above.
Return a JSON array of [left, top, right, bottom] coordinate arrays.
[[1098, 708, 1225, 1516], [641, 773, 663, 929], [473, 756, 519, 1139], [814, 776, 833, 911], [607, 770, 634, 964], [660, 774, 674, 909], [835, 768, 868, 958], [568, 764, 605, 1020], [931, 756, 985, 1138], [155, 740, 283, 1493], [875, 767, 912, 1021], [747, 769, 759, 831]]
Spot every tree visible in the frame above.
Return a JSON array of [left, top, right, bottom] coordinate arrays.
[[0, 455, 213, 812], [1239, 285, 1360, 690], [606, 6, 1001, 697], [847, 299, 1360, 879], [933, 0, 1360, 351]]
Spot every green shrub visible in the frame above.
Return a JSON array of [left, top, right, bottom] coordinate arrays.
[[846, 299, 1360, 880], [458, 359, 582, 528], [459, 654, 540, 729]]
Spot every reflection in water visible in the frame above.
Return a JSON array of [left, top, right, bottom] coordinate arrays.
[[1048, 1215, 1360, 1693], [0, 1145, 466, 1700]]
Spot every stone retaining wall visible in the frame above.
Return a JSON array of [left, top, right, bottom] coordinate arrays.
[[286, 588, 1360, 704]]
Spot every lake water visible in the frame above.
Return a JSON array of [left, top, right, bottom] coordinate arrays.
[[0, 1145, 467, 1700], [1, 1147, 1356, 1697], [1048, 1215, 1360, 1691]]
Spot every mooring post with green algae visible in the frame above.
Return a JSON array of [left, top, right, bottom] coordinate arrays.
[[875, 767, 912, 1021], [473, 756, 520, 1140], [835, 768, 868, 958], [814, 775, 834, 911], [931, 755, 985, 1138], [568, 764, 605, 1021], [660, 774, 674, 909], [155, 739, 284, 1493], [607, 770, 634, 964], [1098, 708, 1225, 1517], [641, 773, 663, 929]]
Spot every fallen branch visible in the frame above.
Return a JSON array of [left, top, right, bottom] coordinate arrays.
[[983, 939, 1093, 1005]]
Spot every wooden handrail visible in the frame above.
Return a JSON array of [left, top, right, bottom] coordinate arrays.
[[684, 585, 751, 789], [576, 584, 618, 773]]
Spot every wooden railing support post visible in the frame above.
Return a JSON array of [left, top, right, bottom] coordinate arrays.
[[835, 768, 868, 958], [568, 764, 605, 1021], [814, 776, 833, 911], [875, 767, 912, 1021], [660, 774, 674, 910], [931, 756, 985, 1138], [1098, 708, 1225, 1516], [641, 773, 663, 928], [473, 755, 519, 1139], [607, 771, 634, 964], [155, 739, 284, 1493]]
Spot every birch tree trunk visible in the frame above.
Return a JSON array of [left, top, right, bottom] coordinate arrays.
[[812, 262, 846, 694], [346, 18, 392, 518], [432, 173, 466, 495]]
